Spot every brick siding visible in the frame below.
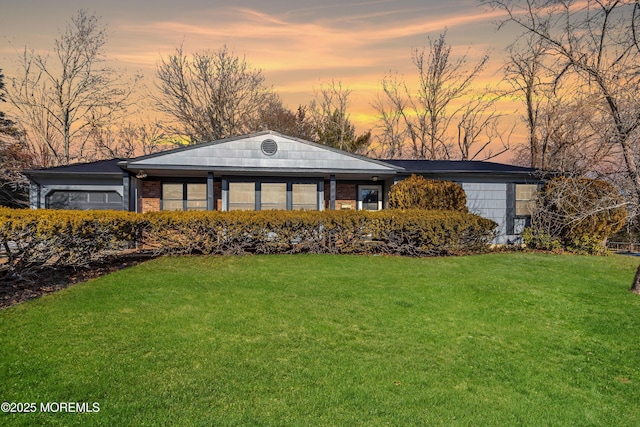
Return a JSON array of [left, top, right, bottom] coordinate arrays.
[[324, 181, 357, 210], [141, 180, 161, 213]]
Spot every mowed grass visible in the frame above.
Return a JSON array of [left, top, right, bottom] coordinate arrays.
[[1, 253, 640, 426]]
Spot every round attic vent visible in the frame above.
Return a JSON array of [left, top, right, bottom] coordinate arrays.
[[261, 139, 278, 156]]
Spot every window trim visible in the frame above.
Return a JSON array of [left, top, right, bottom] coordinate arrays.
[[515, 184, 538, 217], [260, 182, 288, 211], [228, 181, 258, 211], [292, 183, 319, 210]]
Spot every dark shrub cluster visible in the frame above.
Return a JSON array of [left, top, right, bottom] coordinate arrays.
[[0, 208, 496, 282]]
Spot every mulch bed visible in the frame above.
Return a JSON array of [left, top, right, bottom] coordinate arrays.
[[0, 251, 157, 309]]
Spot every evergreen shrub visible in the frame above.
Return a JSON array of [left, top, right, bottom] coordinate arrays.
[[388, 175, 467, 211]]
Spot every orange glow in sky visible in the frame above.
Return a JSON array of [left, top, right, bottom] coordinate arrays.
[[1, 0, 525, 161]]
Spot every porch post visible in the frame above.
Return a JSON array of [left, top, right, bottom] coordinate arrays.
[[207, 172, 214, 211], [383, 179, 392, 209], [221, 177, 228, 211], [135, 178, 143, 213], [29, 181, 40, 209], [122, 172, 130, 211], [318, 180, 325, 211], [330, 174, 336, 210]]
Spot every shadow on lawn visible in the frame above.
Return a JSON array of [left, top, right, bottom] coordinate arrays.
[[0, 251, 158, 309]]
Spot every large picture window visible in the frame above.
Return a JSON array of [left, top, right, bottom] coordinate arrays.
[[162, 183, 184, 211], [162, 183, 207, 211], [228, 182, 255, 211], [261, 183, 287, 210], [186, 184, 207, 211], [225, 180, 319, 211], [292, 184, 317, 210], [46, 191, 122, 210]]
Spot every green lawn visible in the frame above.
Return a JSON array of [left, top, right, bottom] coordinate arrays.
[[1, 253, 639, 426]]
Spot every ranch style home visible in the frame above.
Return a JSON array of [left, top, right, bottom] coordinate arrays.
[[25, 130, 542, 244]]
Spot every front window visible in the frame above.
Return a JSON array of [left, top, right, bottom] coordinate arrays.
[[261, 183, 287, 210], [162, 183, 207, 211], [228, 182, 255, 211], [292, 184, 317, 210], [46, 191, 122, 210], [515, 184, 538, 216], [225, 180, 319, 211], [162, 183, 184, 211], [186, 184, 207, 211]]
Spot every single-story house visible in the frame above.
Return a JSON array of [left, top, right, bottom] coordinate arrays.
[[25, 130, 543, 244]]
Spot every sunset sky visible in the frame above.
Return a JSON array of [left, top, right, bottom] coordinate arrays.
[[1, 0, 523, 160]]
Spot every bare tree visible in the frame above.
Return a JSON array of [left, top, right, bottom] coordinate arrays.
[[256, 101, 315, 141], [372, 79, 409, 159], [527, 177, 628, 252], [308, 80, 371, 153], [84, 120, 177, 160], [510, 83, 616, 175], [456, 96, 511, 161], [484, 0, 640, 209], [0, 136, 34, 208], [632, 265, 640, 294], [155, 45, 280, 143], [503, 34, 549, 169], [503, 23, 616, 174], [633, 0, 640, 55], [547, 94, 616, 174], [374, 30, 491, 159], [1, 69, 33, 207], [5, 10, 137, 166], [0, 69, 18, 138]]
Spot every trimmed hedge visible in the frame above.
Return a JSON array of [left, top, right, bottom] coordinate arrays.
[[142, 209, 496, 256], [0, 208, 497, 281], [0, 208, 143, 281]]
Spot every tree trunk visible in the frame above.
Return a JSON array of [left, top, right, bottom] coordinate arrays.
[[631, 265, 640, 294]]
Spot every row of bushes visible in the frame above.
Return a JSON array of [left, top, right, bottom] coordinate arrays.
[[0, 208, 497, 281], [142, 209, 496, 256]]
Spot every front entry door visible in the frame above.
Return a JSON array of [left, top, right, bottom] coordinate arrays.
[[358, 185, 383, 211]]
